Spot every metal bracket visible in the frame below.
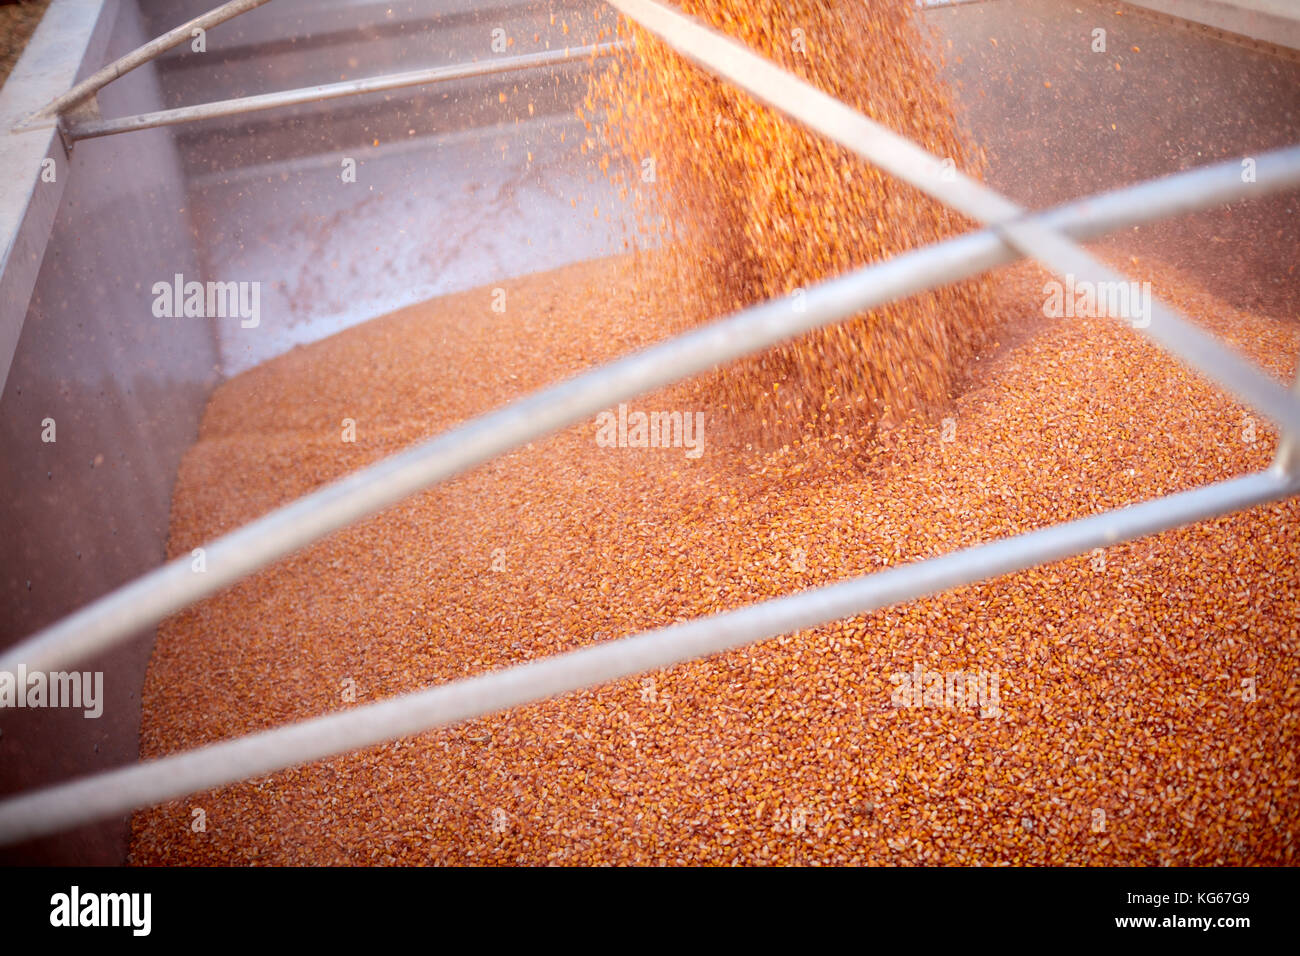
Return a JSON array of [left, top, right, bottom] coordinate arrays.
[[56, 95, 101, 153]]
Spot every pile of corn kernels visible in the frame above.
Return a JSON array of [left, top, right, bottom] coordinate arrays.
[[129, 1, 1299, 865], [129, 247, 1298, 864]]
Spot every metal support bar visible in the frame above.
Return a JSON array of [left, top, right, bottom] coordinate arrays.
[[25, 0, 274, 125], [0, 146, 1297, 682], [62, 43, 625, 141], [0, 467, 1292, 845]]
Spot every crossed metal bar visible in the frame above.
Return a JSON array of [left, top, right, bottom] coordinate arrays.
[[1, 0, 1297, 845]]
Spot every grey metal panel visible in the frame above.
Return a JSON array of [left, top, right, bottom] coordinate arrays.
[[0, 0, 219, 865], [1124, 0, 1300, 50], [0, 0, 115, 399]]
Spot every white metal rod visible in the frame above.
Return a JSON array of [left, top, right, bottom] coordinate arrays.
[[28, 0, 274, 122], [1, 147, 1297, 681], [0, 468, 1292, 845], [607, 0, 1300, 441], [64, 43, 625, 141]]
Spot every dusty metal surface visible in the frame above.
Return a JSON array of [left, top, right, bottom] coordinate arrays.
[[0, 0, 108, 397], [0, 0, 218, 865], [1123, 0, 1300, 52]]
